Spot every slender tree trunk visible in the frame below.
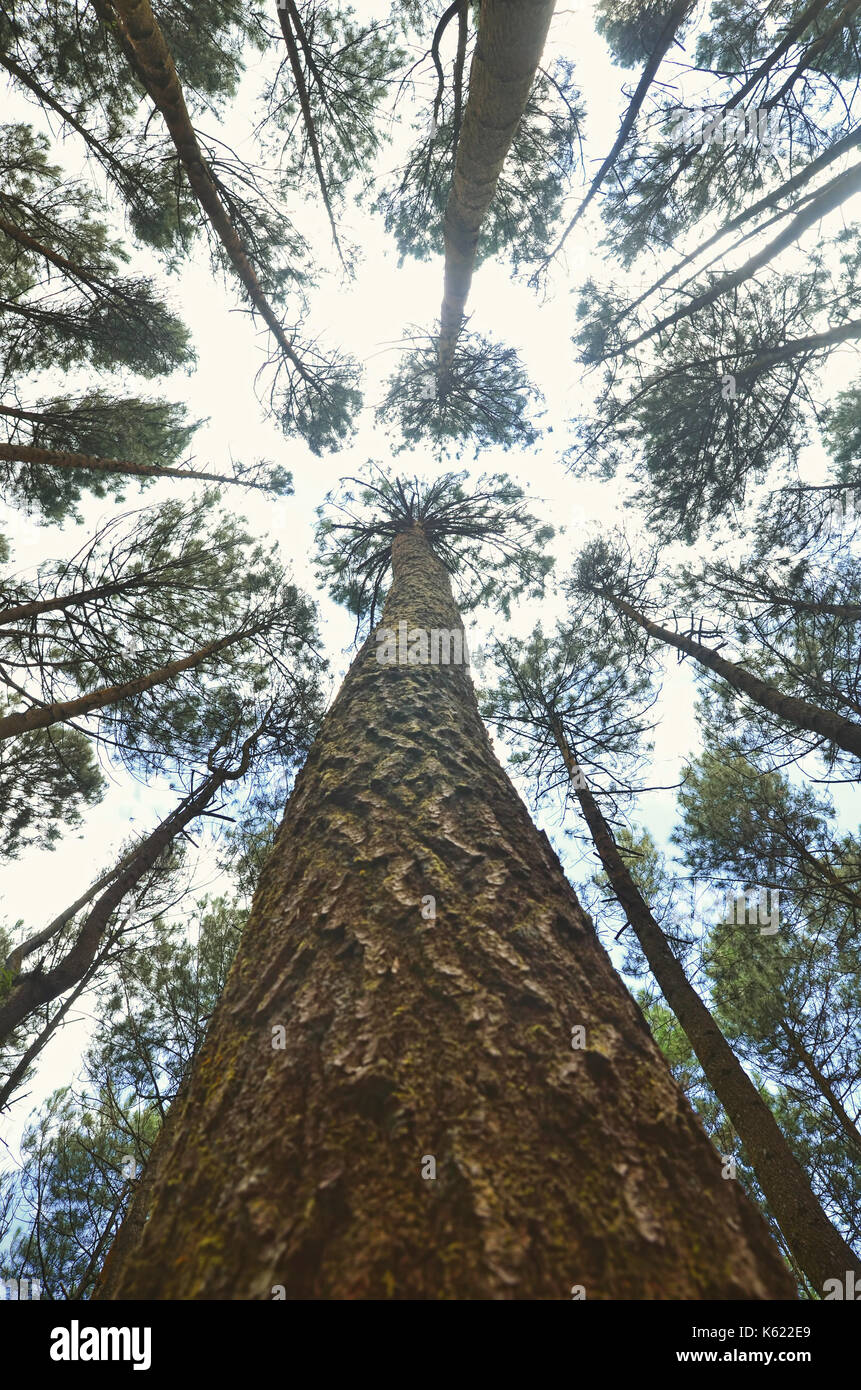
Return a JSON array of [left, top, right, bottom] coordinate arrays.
[[0, 441, 263, 490], [779, 1024, 861, 1153], [0, 624, 260, 742], [98, 525, 793, 1299], [623, 160, 861, 352], [105, 0, 307, 376], [275, 2, 345, 267], [0, 958, 106, 1113], [437, 0, 556, 389], [0, 567, 189, 627], [601, 590, 861, 759], [550, 720, 858, 1293], [611, 124, 861, 335], [0, 756, 251, 1041], [543, 0, 692, 267]]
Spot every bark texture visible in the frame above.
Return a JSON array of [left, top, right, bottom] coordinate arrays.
[[98, 526, 794, 1299], [437, 0, 556, 387], [556, 726, 858, 1294]]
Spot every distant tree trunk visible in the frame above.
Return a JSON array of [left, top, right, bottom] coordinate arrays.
[[275, 0, 345, 267], [0, 625, 259, 742], [550, 719, 859, 1293], [437, 0, 556, 391], [778, 1023, 861, 1154], [600, 590, 861, 759], [0, 758, 252, 1041], [99, 525, 794, 1299], [0, 442, 250, 489], [543, 0, 692, 268], [105, 0, 305, 373]]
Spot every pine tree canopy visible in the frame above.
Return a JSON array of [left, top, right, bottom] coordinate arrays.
[[0, 0, 859, 1327]]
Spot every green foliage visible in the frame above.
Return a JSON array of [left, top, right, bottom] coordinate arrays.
[[264, 2, 405, 205], [0, 491, 325, 784], [0, 714, 104, 859], [273, 347, 363, 456], [479, 617, 656, 803], [595, 0, 690, 68], [315, 469, 554, 626], [0, 895, 244, 1297], [0, 1, 266, 253], [673, 745, 861, 1246], [0, 124, 193, 378], [379, 330, 541, 456]]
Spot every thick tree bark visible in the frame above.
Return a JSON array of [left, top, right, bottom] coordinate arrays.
[[601, 591, 861, 759], [437, 0, 556, 389], [0, 441, 265, 490], [551, 721, 858, 1293], [99, 525, 793, 1299]]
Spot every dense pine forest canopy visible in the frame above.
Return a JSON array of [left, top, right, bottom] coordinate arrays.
[[0, 0, 858, 1312]]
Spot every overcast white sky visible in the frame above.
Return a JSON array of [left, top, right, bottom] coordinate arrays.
[[2, 1, 860, 1157]]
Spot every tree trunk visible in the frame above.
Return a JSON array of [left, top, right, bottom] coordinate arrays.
[[276, 0, 345, 267], [623, 160, 861, 353], [99, 526, 793, 1299], [0, 441, 261, 490], [779, 1023, 861, 1153], [0, 760, 249, 1041], [0, 624, 260, 742], [544, 0, 692, 267], [437, 0, 556, 389], [602, 590, 861, 759], [552, 722, 858, 1294], [106, 0, 307, 376]]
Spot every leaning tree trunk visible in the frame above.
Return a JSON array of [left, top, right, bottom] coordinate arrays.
[[602, 590, 861, 760], [98, 526, 794, 1299], [553, 724, 858, 1294], [0, 442, 256, 489], [437, 0, 556, 391]]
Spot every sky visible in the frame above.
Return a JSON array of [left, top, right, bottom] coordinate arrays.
[[1, 0, 860, 1165]]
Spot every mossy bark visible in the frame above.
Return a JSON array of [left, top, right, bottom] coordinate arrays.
[[98, 527, 794, 1299]]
